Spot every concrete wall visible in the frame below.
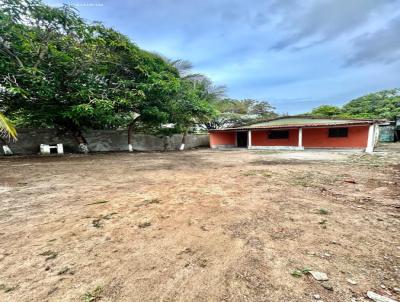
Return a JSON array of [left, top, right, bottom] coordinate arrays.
[[0, 129, 209, 155]]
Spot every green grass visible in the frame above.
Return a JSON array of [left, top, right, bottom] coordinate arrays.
[[290, 172, 339, 188], [92, 212, 117, 228], [83, 286, 103, 302], [318, 208, 329, 215], [291, 267, 311, 278]]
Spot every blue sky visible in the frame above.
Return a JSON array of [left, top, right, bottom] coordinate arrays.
[[46, 0, 400, 114]]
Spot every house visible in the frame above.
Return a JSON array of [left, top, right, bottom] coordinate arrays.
[[209, 116, 383, 153]]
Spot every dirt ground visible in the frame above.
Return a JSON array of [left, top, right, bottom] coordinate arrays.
[[0, 147, 399, 302]]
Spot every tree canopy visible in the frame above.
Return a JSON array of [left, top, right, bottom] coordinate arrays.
[[202, 98, 277, 129], [342, 89, 400, 120], [310, 105, 343, 117], [0, 0, 182, 140], [309, 89, 400, 120], [0, 0, 277, 151]]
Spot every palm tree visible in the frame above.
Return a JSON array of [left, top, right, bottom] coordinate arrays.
[[0, 113, 17, 141]]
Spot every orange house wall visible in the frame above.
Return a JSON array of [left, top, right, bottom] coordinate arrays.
[[210, 125, 370, 148], [302, 126, 369, 148], [209, 132, 236, 146], [252, 129, 299, 146]]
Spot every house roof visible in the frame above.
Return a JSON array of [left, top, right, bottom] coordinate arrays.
[[210, 116, 382, 131]]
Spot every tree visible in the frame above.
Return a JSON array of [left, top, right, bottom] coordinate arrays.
[[169, 77, 217, 150], [0, 0, 180, 153], [342, 89, 400, 120], [310, 105, 342, 117], [307, 89, 400, 120], [202, 98, 277, 129], [160, 59, 224, 149], [247, 99, 276, 116]]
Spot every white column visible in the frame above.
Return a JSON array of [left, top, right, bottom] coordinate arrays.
[[248, 130, 252, 149], [366, 124, 375, 153], [298, 128, 303, 147]]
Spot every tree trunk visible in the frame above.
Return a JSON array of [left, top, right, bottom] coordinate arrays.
[[179, 132, 187, 151], [127, 122, 135, 152], [73, 130, 89, 154]]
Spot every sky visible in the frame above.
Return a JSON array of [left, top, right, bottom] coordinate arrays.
[[45, 0, 400, 114]]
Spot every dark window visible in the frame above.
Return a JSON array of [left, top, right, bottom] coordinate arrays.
[[328, 127, 348, 137], [268, 130, 289, 139]]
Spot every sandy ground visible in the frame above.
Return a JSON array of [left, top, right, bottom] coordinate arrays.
[[0, 147, 399, 302]]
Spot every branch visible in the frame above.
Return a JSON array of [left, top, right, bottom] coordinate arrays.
[[33, 45, 48, 68], [0, 43, 24, 68]]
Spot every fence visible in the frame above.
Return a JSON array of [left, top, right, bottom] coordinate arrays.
[[1, 129, 210, 154]]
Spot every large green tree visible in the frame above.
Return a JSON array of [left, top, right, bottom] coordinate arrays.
[[160, 60, 223, 149], [203, 98, 277, 129], [308, 89, 400, 120], [1, 0, 257, 154], [310, 105, 343, 117], [342, 89, 400, 120], [167, 76, 218, 150], [0, 0, 181, 152]]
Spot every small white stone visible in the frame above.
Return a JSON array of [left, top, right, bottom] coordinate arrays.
[[381, 285, 386, 289], [313, 294, 321, 300], [366, 291, 397, 302], [347, 279, 358, 285], [310, 271, 329, 281]]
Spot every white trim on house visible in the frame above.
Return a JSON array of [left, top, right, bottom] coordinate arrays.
[[248, 146, 304, 151], [298, 128, 303, 147], [365, 124, 376, 153], [247, 130, 252, 149]]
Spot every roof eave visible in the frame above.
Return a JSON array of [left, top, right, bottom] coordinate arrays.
[[209, 121, 378, 132]]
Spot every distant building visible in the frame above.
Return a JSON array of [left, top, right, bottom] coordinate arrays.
[[209, 116, 384, 153], [378, 116, 400, 142]]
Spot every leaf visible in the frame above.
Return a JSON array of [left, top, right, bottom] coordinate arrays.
[[0, 113, 17, 140]]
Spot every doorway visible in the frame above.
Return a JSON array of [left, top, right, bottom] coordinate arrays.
[[236, 132, 248, 147]]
